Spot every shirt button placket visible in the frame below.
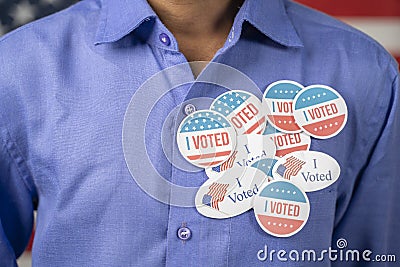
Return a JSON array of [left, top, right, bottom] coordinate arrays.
[[177, 223, 192, 242]]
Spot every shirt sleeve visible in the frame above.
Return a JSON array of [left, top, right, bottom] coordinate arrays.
[[0, 128, 35, 266], [332, 68, 400, 265]]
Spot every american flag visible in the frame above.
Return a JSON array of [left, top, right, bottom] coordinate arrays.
[[0, 0, 78, 37], [1, 0, 398, 65], [211, 150, 238, 173], [297, 0, 400, 66], [202, 182, 229, 211], [276, 156, 306, 180]]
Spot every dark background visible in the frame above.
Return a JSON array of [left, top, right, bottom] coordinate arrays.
[[0, 0, 78, 36]]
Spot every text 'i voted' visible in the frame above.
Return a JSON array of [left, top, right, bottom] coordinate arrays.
[[177, 110, 237, 168]]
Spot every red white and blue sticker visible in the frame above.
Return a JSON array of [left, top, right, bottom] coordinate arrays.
[[177, 110, 237, 168], [196, 167, 268, 219], [253, 180, 310, 237], [293, 85, 348, 139], [211, 90, 266, 135], [205, 134, 276, 180], [262, 80, 304, 133], [263, 123, 311, 158], [271, 151, 341, 192]]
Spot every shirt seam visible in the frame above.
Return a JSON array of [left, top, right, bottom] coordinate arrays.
[[0, 131, 37, 199]]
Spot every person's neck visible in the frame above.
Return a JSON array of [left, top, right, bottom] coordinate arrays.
[[148, 0, 243, 62]]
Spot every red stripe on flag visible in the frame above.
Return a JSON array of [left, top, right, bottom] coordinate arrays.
[[394, 55, 400, 67], [296, 0, 400, 17]]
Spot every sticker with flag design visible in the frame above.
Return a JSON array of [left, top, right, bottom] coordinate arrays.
[[205, 134, 276, 180], [272, 151, 341, 192], [263, 123, 311, 158], [210, 90, 266, 135], [177, 110, 237, 168], [196, 167, 268, 219], [253, 180, 310, 237], [262, 80, 304, 133], [293, 85, 348, 139]]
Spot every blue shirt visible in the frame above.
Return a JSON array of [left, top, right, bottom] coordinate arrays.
[[0, 0, 399, 266]]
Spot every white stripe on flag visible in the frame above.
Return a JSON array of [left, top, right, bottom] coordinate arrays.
[[339, 17, 400, 54]]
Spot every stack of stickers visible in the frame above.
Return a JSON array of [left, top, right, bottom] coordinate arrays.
[[176, 80, 347, 237]]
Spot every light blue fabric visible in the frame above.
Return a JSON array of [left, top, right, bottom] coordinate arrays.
[[0, 0, 399, 266]]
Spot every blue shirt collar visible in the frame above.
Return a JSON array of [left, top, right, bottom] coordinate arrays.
[[95, 0, 303, 48]]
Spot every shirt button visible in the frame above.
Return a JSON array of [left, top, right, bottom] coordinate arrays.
[[177, 226, 191, 241], [159, 33, 171, 46], [184, 104, 196, 116]]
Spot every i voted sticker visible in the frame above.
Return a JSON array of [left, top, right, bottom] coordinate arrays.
[[263, 123, 311, 158], [293, 85, 348, 139], [177, 110, 237, 168], [271, 151, 340, 192], [196, 167, 268, 219], [253, 180, 310, 237], [211, 90, 266, 135], [262, 80, 304, 133], [205, 134, 276, 180]]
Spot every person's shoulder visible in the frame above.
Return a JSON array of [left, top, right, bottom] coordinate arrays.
[[0, 0, 101, 51], [286, 0, 398, 74]]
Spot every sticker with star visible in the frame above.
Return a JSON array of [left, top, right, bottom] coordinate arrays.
[[262, 80, 304, 133], [293, 85, 348, 139], [196, 167, 268, 219], [210, 90, 266, 135], [176, 110, 237, 168], [253, 180, 310, 237]]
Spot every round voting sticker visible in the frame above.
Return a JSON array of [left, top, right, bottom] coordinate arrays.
[[263, 123, 311, 158], [272, 151, 340, 192], [263, 80, 304, 133], [205, 134, 276, 180], [196, 167, 268, 219], [293, 85, 348, 139], [211, 90, 266, 135], [177, 110, 237, 168], [253, 180, 310, 237]]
